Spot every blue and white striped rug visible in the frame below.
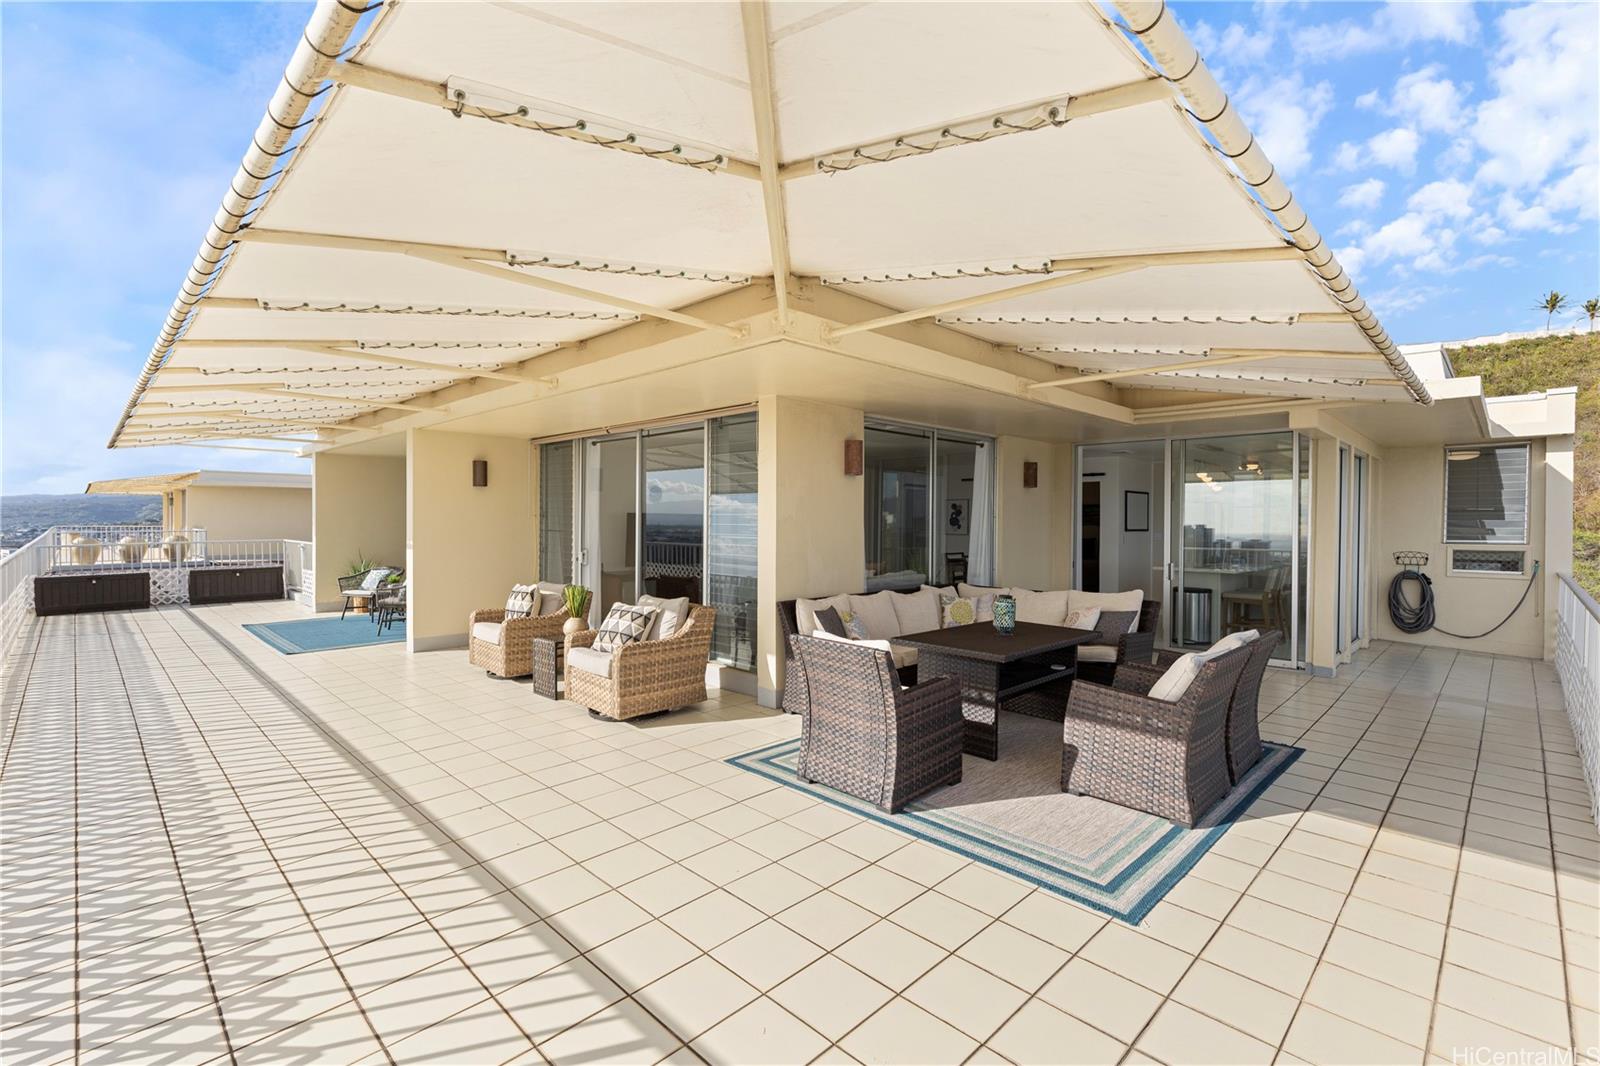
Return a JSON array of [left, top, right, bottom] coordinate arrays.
[[728, 711, 1300, 924], [244, 615, 405, 655]]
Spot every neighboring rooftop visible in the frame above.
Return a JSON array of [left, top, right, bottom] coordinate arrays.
[[84, 469, 313, 495]]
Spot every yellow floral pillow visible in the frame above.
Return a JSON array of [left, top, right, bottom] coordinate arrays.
[[940, 594, 993, 628]]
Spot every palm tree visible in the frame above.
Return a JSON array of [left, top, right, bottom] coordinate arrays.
[[1584, 297, 1599, 332], [1534, 290, 1569, 330]]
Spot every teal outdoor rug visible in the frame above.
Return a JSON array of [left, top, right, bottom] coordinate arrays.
[[244, 615, 406, 655], [728, 710, 1300, 924]]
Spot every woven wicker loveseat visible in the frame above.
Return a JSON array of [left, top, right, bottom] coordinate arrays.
[[565, 605, 716, 721], [468, 581, 572, 680]]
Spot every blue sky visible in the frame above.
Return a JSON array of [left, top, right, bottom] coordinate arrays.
[[2, 2, 1596, 496]]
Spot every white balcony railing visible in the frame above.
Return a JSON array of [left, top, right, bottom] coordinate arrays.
[[1556, 572, 1600, 825]]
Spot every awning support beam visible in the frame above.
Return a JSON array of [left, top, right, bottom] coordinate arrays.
[[741, 0, 793, 327], [146, 382, 436, 413], [134, 406, 360, 433], [172, 339, 555, 385], [229, 228, 747, 338]]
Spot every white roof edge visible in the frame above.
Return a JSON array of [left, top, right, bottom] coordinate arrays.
[[190, 470, 313, 489]]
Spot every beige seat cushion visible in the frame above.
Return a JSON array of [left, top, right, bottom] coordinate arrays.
[[1148, 653, 1201, 701], [470, 622, 503, 645], [889, 587, 942, 635], [639, 594, 690, 640], [567, 645, 614, 678], [847, 591, 902, 639], [809, 631, 919, 670], [796, 594, 851, 637], [1016, 590, 1070, 625], [1068, 589, 1144, 616], [1078, 644, 1118, 663]]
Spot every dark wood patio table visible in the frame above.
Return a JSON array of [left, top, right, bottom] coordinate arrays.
[[892, 622, 1101, 761]]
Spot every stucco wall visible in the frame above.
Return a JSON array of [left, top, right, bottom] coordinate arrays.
[[183, 485, 311, 543], [407, 429, 534, 652], [994, 436, 1071, 591], [1372, 438, 1555, 660], [312, 453, 406, 610], [756, 396, 865, 706]]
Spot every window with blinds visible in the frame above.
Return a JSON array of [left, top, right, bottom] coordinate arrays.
[[1443, 443, 1529, 544]]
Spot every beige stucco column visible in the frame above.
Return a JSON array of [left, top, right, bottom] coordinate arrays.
[[755, 395, 865, 707], [312, 450, 407, 611], [1543, 433, 1575, 660], [994, 436, 1073, 591], [406, 429, 534, 653]]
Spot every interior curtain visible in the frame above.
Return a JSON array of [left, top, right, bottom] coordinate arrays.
[[967, 442, 995, 584]]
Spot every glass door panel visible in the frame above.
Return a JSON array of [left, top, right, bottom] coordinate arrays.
[[1171, 432, 1297, 661], [933, 435, 989, 586], [538, 441, 575, 583], [584, 436, 638, 624], [864, 425, 932, 588], [707, 414, 758, 669], [1296, 434, 1310, 663], [642, 426, 706, 605]]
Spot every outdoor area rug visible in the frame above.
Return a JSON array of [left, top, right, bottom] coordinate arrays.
[[244, 615, 406, 655], [728, 710, 1301, 924]]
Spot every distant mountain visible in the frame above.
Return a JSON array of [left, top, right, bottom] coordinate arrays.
[[0, 494, 162, 548]]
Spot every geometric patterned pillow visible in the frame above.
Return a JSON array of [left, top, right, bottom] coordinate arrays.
[[505, 584, 538, 619], [592, 602, 659, 653]]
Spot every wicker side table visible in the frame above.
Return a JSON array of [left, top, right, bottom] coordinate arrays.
[[530, 637, 561, 699]]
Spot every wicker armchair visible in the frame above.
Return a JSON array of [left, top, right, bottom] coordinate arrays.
[[792, 635, 963, 813], [778, 598, 918, 715], [565, 605, 716, 720], [1060, 645, 1250, 827], [469, 606, 572, 679], [1074, 599, 1160, 686], [1118, 630, 1282, 784], [338, 567, 401, 620]]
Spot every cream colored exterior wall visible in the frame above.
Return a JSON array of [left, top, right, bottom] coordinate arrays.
[[407, 429, 534, 652], [312, 452, 406, 610], [1372, 438, 1554, 660], [994, 436, 1072, 591], [756, 396, 865, 706], [182, 485, 311, 543]]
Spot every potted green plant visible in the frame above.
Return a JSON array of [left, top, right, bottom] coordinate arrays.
[[562, 585, 592, 637]]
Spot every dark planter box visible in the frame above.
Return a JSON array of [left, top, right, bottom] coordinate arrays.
[[189, 566, 284, 605], [34, 572, 150, 615]]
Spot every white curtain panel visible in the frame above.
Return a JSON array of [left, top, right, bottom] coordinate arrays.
[[968, 442, 995, 584]]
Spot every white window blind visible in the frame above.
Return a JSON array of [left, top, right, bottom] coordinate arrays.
[[1444, 443, 1529, 544]]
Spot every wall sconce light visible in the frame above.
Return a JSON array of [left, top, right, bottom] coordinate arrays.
[[472, 459, 488, 487], [1022, 461, 1038, 488], [844, 438, 863, 477]]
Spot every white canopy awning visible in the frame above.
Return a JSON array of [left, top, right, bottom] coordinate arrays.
[[110, 0, 1427, 452]]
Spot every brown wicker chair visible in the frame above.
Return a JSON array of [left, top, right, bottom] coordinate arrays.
[[1117, 630, 1282, 784], [1060, 645, 1250, 827], [777, 597, 918, 715], [468, 607, 572, 679], [1074, 599, 1160, 686], [565, 605, 716, 720], [792, 635, 963, 813]]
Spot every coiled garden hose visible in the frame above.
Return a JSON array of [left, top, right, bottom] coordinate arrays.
[[1387, 560, 1540, 640]]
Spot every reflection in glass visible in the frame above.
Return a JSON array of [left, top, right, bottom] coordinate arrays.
[[707, 414, 758, 669], [586, 437, 638, 624], [864, 426, 932, 588], [538, 441, 574, 584], [642, 427, 705, 606], [1297, 434, 1310, 663]]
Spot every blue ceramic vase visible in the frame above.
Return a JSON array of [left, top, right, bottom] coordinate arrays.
[[993, 594, 1016, 635]]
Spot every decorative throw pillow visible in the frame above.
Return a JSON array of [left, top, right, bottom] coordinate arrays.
[[1147, 653, 1202, 702], [1087, 609, 1138, 646], [1063, 606, 1102, 633], [940, 594, 993, 627], [814, 606, 849, 638], [837, 610, 871, 640], [505, 584, 538, 619], [592, 602, 659, 652]]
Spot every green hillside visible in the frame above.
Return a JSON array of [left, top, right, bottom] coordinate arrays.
[[1445, 332, 1598, 594]]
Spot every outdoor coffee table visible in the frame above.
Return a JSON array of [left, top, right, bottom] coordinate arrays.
[[892, 622, 1101, 761]]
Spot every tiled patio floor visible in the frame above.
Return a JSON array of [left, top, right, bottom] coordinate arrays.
[[2, 602, 1595, 1065]]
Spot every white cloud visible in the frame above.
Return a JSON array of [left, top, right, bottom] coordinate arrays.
[[1355, 89, 1382, 111], [1339, 178, 1387, 211], [1389, 66, 1469, 133], [1367, 127, 1421, 173], [1335, 244, 1368, 280], [1231, 74, 1335, 176], [1407, 179, 1475, 219], [1296, 1, 1480, 60], [1333, 141, 1364, 171], [1472, 3, 1599, 191], [1189, 19, 1275, 69]]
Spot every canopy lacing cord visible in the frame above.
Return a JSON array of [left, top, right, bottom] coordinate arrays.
[[1387, 561, 1540, 640]]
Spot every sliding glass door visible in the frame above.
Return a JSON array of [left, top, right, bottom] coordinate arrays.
[[707, 414, 758, 670], [864, 420, 993, 590], [1169, 431, 1304, 664]]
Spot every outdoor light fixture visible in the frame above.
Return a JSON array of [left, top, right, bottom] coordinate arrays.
[[1023, 462, 1039, 488], [844, 439, 863, 477], [472, 460, 488, 487]]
